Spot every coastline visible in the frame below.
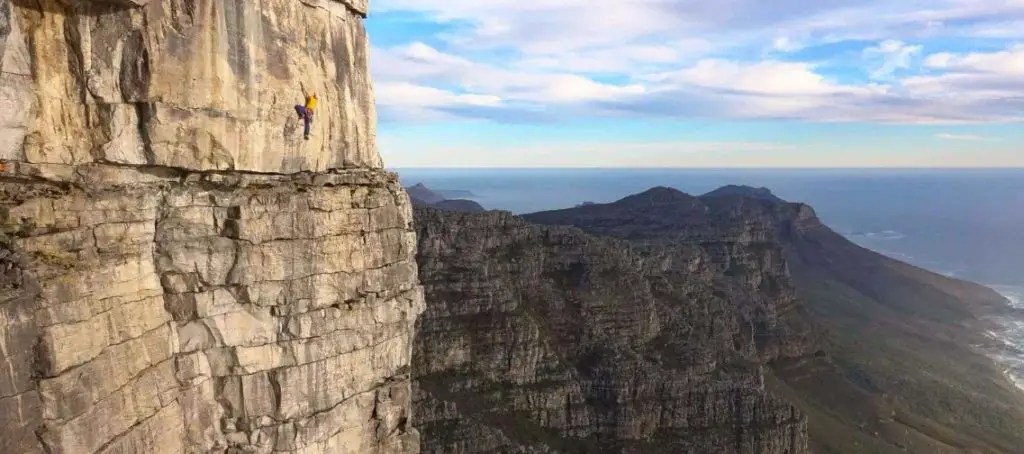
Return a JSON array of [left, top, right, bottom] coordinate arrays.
[[985, 285, 1024, 393]]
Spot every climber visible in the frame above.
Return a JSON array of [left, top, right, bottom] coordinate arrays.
[[294, 92, 318, 140]]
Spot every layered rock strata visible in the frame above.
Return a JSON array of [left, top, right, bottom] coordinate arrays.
[[0, 0, 423, 453], [525, 188, 817, 363], [524, 186, 1024, 453], [411, 208, 808, 453]]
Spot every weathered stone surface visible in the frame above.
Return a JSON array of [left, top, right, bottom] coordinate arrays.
[[412, 208, 808, 453], [4, 0, 378, 176], [0, 0, 31, 163], [2, 170, 424, 453], [518, 186, 1024, 453], [525, 187, 817, 363], [0, 0, 422, 452]]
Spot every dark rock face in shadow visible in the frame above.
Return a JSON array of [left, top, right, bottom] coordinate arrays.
[[412, 185, 1024, 453], [411, 206, 809, 453], [407, 183, 486, 213], [407, 183, 445, 205]]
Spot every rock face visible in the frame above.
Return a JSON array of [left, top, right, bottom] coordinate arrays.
[[526, 187, 816, 363], [422, 199, 485, 214], [412, 207, 809, 453], [526, 187, 1024, 453], [701, 185, 784, 203], [0, 1, 424, 453], [1, 0, 377, 177], [411, 184, 1024, 453]]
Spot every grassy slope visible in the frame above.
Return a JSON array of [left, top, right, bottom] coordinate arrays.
[[773, 221, 1024, 453]]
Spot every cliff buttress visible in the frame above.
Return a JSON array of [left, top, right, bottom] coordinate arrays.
[[0, 0, 424, 452]]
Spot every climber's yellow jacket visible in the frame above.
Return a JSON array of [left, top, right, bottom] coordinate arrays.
[[305, 94, 318, 112]]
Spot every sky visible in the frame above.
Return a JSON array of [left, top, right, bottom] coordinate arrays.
[[365, 0, 1024, 168]]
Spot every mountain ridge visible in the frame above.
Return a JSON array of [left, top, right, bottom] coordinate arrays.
[[412, 184, 1024, 453], [701, 185, 786, 203], [406, 182, 486, 213]]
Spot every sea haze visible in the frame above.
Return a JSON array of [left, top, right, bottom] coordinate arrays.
[[395, 167, 1024, 388]]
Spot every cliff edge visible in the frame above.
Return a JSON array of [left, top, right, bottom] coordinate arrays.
[[0, 1, 424, 453]]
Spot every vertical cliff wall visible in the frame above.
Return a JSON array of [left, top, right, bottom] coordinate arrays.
[[0, 0, 424, 453], [412, 208, 808, 453]]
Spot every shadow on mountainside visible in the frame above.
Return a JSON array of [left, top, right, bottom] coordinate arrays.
[[774, 213, 1023, 453], [518, 185, 1024, 454], [412, 207, 808, 453], [406, 182, 486, 213]]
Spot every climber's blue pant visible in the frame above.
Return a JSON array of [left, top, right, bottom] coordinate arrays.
[[294, 105, 313, 137]]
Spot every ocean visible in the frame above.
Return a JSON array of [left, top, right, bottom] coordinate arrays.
[[394, 167, 1024, 389]]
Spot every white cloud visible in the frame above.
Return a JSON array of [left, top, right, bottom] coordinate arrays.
[[924, 53, 954, 68], [372, 42, 648, 120], [373, 80, 505, 122], [962, 20, 1024, 38], [901, 45, 1024, 119], [380, 138, 798, 167], [598, 46, 1024, 124], [771, 37, 803, 52], [376, 0, 697, 55], [374, 43, 1024, 124], [369, 0, 1024, 124], [644, 59, 875, 96], [863, 40, 923, 79], [518, 40, 713, 73], [902, 72, 1024, 100], [615, 59, 946, 122], [375, 82, 501, 108], [376, 0, 1024, 56], [924, 44, 1024, 74], [372, 42, 474, 84], [935, 133, 996, 141]]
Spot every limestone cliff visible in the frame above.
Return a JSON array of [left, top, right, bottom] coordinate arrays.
[[412, 207, 808, 453], [0, 0, 423, 453]]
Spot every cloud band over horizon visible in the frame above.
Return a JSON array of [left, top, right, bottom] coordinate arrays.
[[367, 0, 1024, 167]]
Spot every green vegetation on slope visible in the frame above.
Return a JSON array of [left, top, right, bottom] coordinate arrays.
[[775, 223, 1024, 453]]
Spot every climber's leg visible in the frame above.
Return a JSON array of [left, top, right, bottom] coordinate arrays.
[[294, 105, 306, 118], [303, 112, 312, 139]]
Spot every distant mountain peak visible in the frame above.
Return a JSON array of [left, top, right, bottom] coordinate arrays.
[[431, 199, 486, 213], [406, 182, 486, 213], [701, 185, 785, 203], [406, 182, 445, 204], [614, 186, 698, 206]]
